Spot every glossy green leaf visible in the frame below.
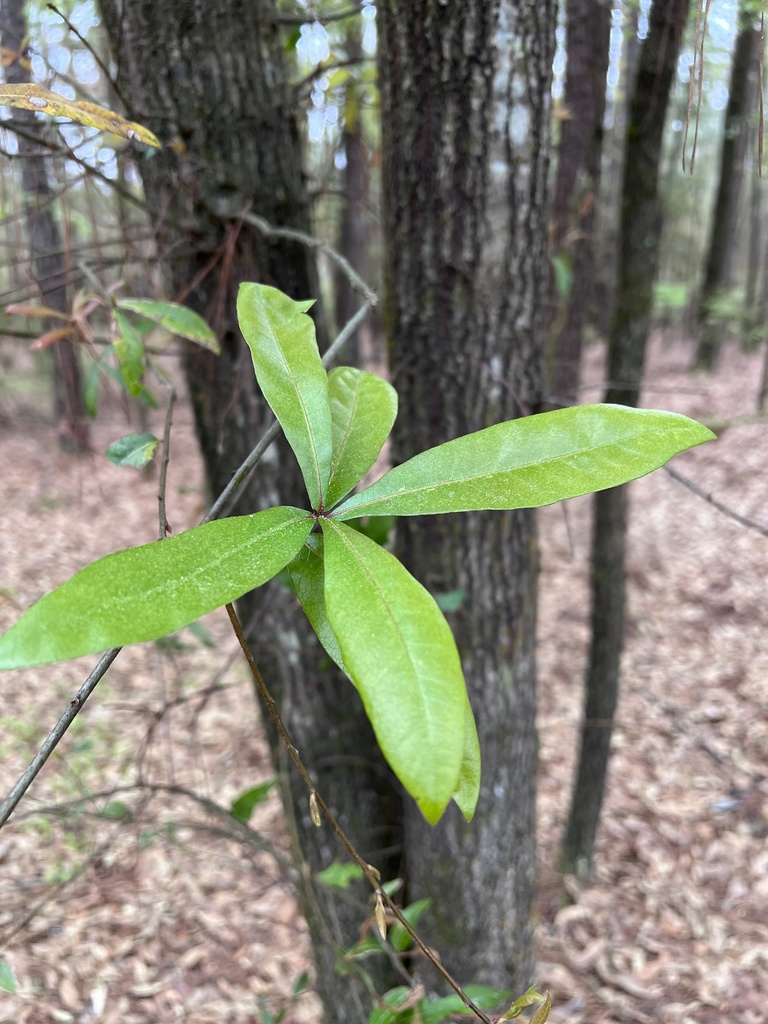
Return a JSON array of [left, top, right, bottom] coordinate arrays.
[[113, 308, 146, 397], [237, 283, 332, 509], [326, 367, 398, 507], [321, 520, 470, 824], [287, 535, 348, 673], [116, 298, 220, 352], [105, 432, 159, 469], [334, 405, 715, 519], [230, 779, 277, 824], [368, 987, 414, 1024], [0, 507, 312, 669]]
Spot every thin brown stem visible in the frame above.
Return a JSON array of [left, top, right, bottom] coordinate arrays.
[[224, 602, 492, 1024]]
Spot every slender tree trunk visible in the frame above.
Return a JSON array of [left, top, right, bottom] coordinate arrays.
[[378, 0, 554, 991], [1, 0, 89, 451], [99, 3, 400, 1018], [559, 0, 690, 881], [548, 0, 611, 406], [696, 8, 758, 370], [594, 1, 640, 338]]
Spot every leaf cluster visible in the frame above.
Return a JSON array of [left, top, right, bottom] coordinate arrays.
[[0, 284, 715, 823]]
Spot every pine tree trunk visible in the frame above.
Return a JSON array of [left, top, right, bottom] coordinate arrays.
[[1, 0, 89, 452], [559, 0, 690, 881], [548, 0, 611, 406], [378, 0, 554, 991], [696, 10, 758, 370], [99, 3, 400, 1018]]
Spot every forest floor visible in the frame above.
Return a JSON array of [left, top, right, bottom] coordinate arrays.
[[0, 333, 766, 1024]]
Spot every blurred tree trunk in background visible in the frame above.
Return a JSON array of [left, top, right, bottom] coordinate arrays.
[[378, 0, 554, 991], [594, 1, 640, 338], [334, 19, 370, 367], [696, 7, 758, 370], [560, 0, 690, 881], [99, 2, 400, 1018], [1, 0, 89, 451], [548, 0, 611, 407]]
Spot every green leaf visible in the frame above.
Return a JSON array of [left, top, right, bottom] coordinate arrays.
[[84, 359, 100, 418], [497, 985, 546, 1021], [237, 283, 332, 509], [105, 432, 160, 469], [230, 779, 277, 824], [321, 520, 471, 824], [453, 694, 481, 822], [334, 405, 715, 519], [100, 800, 131, 821], [287, 535, 347, 673], [434, 588, 465, 613], [389, 898, 431, 952], [315, 861, 365, 889], [368, 988, 415, 1024], [326, 367, 398, 507], [113, 307, 146, 397], [116, 298, 220, 353], [418, 985, 511, 1024], [0, 960, 17, 994], [0, 506, 312, 669]]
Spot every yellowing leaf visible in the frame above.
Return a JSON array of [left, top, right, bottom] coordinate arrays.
[[0, 84, 160, 147]]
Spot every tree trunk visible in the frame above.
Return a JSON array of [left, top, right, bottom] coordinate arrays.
[[1, 0, 89, 451], [548, 0, 611, 406], [99, 3, 400, 1018], [695, 9, 758, 370], [559, 0, 690, 881], [378, 0, 554, 991]]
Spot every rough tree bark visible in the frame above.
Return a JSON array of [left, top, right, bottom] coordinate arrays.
[[2, 0, 89, 451], [696, 7, 758, 370], [559, 0, 690, 881], [99, 3, 400, 1018], [378, 0, 554, 990], [548, 0, 611, 406]]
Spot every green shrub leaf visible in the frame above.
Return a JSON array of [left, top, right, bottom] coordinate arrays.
[[334, 405, 715, 519], [454, 695, 481, 822], [116, 298, 219, 352], [321, 520, 471, 824], [237, 283, 332, 509], [0, 507, 311, 668], [113, 308, 146, 397], [287, 535, 348, 673], [230, 780, 277, 824], [326, 367, 398, 506], [105, 432, 159, 469]]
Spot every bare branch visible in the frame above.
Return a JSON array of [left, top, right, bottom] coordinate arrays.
[[0, 215, 376, 827], [0, 648, 122, 827], [664, 464, 768, 538], [225, 603, 492, 1024]]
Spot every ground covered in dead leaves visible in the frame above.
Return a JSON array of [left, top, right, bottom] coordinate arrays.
[[0, 335, 766, 1024]]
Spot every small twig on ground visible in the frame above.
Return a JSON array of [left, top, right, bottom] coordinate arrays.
[[224, 602, 492, 1024], [664, 464, 768, 538]]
